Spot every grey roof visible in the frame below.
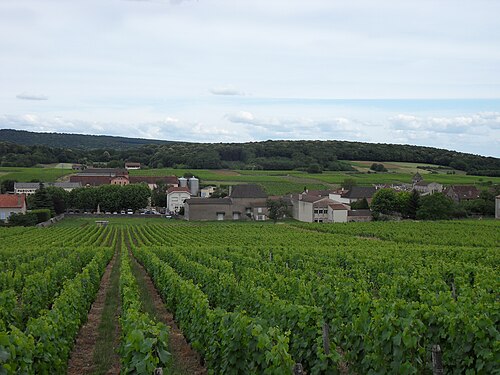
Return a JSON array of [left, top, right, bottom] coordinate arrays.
[[342, 186, 376, 199], [186, 197, 232, 205], [76, 168, 127, 176], [15, 182, 82, 189], [299, 195, 326, 203], [348, 209, 372, 217], [230, 184, 267, 198]]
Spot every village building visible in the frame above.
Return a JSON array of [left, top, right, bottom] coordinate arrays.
[[71, 163, 85, 170], [229, 184, 268, 219], [329, 186, 377, 204], [14, 182, 82, 195], [413, 181, 443, 195], [166, 186, 191, 213], [348, 209, 373, 222], [184, 184, 269, 221], [444, 185, 481, 202], [291, 194, 351, 223], [110, 176, 129, 186], [0, 194, 27, 221], [200, 186, 216, 198], [412, 172, 423, 184], [184, 197, 233, 221], [129, 176, 179, 190], [125, 162, 141, 170], [70, 167, 178, 190], [70, 168, 129, 186]]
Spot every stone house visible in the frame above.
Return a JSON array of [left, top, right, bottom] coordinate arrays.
[[444, 185, 481, 203], [184, 198, 233, 221], [413, 181, 443, 195]]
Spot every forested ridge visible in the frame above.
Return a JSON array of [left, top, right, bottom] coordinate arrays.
[[0, 129, 499, 175]]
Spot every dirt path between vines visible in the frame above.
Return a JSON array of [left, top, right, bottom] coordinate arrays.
[[67, 250, 121, 375], [125, 241, 206, 374]]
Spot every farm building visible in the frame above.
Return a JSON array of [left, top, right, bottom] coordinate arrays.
[[14, 182, 82, 195], [167, 187, 191, 213], [0, 194, 27, 221], [184, 184, 270, 221]]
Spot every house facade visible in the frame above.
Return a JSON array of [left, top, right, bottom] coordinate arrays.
[[167, 187, 191, 213], [291, 194, 350, 223], [184, 198, 233, 221], [0, 194, 27, 221]]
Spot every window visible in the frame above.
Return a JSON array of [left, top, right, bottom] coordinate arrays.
[[257, 207, 263, 213], [217, 212, 225, 221]]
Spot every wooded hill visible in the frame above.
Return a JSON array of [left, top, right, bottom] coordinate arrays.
[[0, 129, 499, 176], [0, 129, 172, 150]]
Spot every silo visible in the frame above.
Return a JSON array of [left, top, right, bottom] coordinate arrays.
[[178, 177, 188, 188], [188, 177, 199, 196]]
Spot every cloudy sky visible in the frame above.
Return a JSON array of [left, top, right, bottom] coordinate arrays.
[[1, 0, 499, 156]]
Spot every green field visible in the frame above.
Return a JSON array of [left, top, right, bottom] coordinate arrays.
[[1, 218, 497, 373], [0, 165, 498, 196], [0, 167, 73, 183]]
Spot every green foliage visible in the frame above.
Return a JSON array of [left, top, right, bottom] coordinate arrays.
[[7, 212, 37, 227], [350, 198, 369, 209], [69, 184, 150, 212], [370, 163, 388, 172], [44, 186, 69, 214], [2, 130, 500, 176], [267, 199, 291, 222], [306, 163, 323, 174], [416, 193, 456, 220], [0, 180, 16, 194], [29, 185, 54, 214], [31, 209, 51, 223], [341, 178, 357, 190], [119, 237, 171, 374], [371, 188, 398, 215]]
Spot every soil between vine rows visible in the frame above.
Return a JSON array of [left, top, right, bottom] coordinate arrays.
[[67, 250, 121, 374]]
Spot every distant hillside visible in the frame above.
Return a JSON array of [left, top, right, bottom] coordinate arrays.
[[0, 129, 499, 176], [0, 129, 173, 149]]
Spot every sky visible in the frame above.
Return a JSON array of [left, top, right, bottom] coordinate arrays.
[[0, 0, 499, 157]]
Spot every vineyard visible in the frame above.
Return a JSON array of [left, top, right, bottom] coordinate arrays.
[[0, 218, 499, 374]]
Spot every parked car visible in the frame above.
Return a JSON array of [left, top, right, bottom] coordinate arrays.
[[127, 209, 133, 215], [120, 210, 126, 215]]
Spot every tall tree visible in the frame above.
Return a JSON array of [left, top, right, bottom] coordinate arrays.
[[30, 184, 54, 214]]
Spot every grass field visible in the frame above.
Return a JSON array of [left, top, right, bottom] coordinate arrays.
[[0, 167, 73, 182], [0, 165, 498, 195]]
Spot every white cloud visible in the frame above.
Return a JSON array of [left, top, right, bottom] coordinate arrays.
[[16, 93, 48, 101], [210, 87, 245, 96], [390, 112, 500, 134]]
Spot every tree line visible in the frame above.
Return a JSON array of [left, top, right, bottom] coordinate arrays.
[[1, 137, 499, 175]]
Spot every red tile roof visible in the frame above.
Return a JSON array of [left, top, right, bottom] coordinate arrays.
[[0, 194, 26, 208]]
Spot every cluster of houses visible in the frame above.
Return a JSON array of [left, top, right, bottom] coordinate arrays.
[[1, 169, 500, 222]]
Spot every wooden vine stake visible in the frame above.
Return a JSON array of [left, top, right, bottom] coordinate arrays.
[[432, 345, 443, 375], [323, 323, 330, 355]]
